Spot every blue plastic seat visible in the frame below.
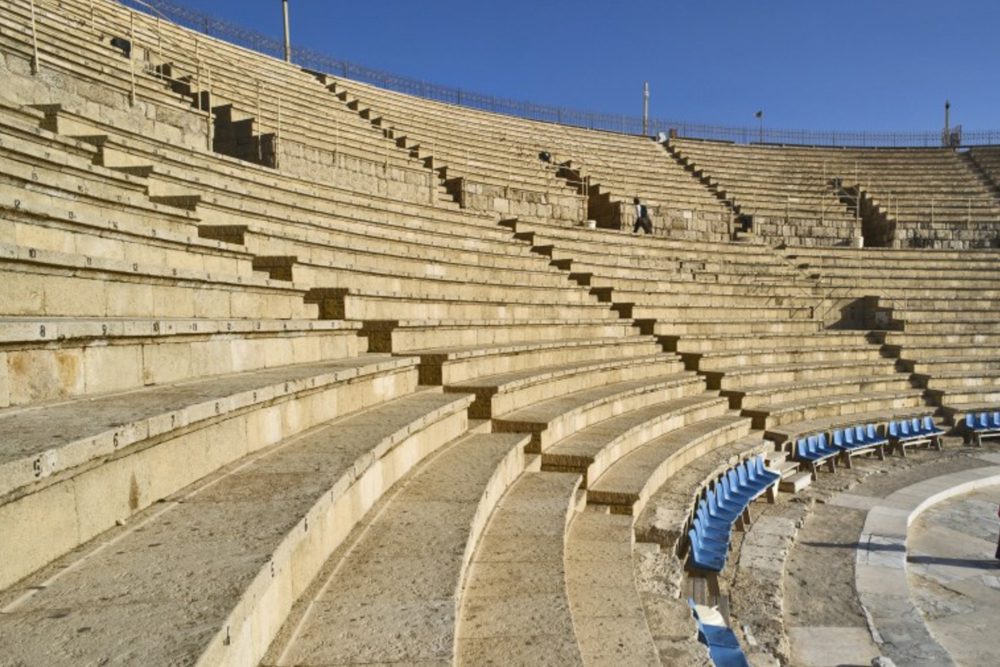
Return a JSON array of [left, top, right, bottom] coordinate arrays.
[[697, 500, 730, 534], [831, 428, 847, 449], [853, 425, 869, 445], [922, 416, 942, 435], [899, 419, 912, 438], [751, 456, 780, 485], [688, 528, 726, 571], [865, 424, 886, 444], [706, 488, 743, 523], [717, 478, 752, 515], [693, 519, 729, 553], [978, 412, 991, 430], [736, 461, 770, 496], [723, 471, 755, 505], [991, 412, 1000, 429], [965, 413, 976, 430], [887, 420, 901, 439], [694, 513, 730, 545]]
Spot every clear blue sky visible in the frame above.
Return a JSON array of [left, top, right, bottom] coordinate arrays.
[[170, 0, 1000, 132]]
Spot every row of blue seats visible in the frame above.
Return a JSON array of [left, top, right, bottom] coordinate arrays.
[[887, 416, 944, 455], [689, 599, 750, 667], [795, 416, 943, 476], [687, 456, 780, 574], [964, 410, 1000, 446], [795, 424, 886, 475]]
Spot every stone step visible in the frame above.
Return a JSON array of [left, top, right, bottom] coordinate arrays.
[[673, 331, 872, 354], [0, 388, 473, 667], [587, 414, 752, 515], [727, 375, 915, 410], [0, 241, 317, 320], [454, 471, 584, 665], [778, 471, 813, 493], [715, 359, 901, 390], [928, 387, 1000, 407], [0, 354, 418, 591], [654, 318, 822, 337], [0, 316, 363, 407], [689, 344, 884, 373], [415, 337, 664, 386], [565, 512, 660, 665], [542, 393, 730, 486], [365, 318, 638, 354], [269, 430, 529, 665], [314, 290, 618, 322], [494, 372, 705, 452], [743, 389, 927, 430], [448, 353, 684, 419]]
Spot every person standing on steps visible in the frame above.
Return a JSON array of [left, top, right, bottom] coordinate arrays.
[[633, 197, 653, 235]]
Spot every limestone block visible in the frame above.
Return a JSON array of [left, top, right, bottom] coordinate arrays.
[[188, 339, 235, 378], [7, 347, 85, 404], [0, 482, 79, 590], [193, 289, 231, 319], [106, 281, 154, 317], [141, 340, 194, 386], [0, 270, 45, 315], [83, 343, 142, 395], [152, 284, 195, 318]]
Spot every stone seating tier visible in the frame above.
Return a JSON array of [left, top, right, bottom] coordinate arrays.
[[0, 354, 419, 591], [0, 317, 362, 407], [0, 383, 490, 667]]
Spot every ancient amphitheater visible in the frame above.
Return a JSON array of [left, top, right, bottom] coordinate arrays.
[[2, 1, 1000, 665]]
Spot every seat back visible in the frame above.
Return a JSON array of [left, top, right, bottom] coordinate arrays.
[[965, 413, 976, 429], [992, 412, 1000, 428], [727, 469, 744, 493], [832, 429, 845, 447], [887, 421, 900, 438], [979, 413, 990, 429], [806, 435, 819, 455], [900, 419, 912, 436], [922, 416, 937, 433], [736, 461, 751, 487], [853, 425, 866, 443], [866, 424, 879, 441], [817, 432, 829, 451], [844, 427, 856, 446]]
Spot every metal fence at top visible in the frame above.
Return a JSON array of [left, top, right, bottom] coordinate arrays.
[[118, 0, 1000, 148]]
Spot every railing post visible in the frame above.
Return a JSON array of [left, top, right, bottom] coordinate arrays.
[[128, 12, 137, 106], [29, 0, 40, 75]]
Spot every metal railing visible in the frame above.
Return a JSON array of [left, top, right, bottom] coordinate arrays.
[[108, 0, 1000, 148]]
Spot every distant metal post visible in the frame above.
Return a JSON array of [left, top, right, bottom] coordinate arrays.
[[943, 100, 950, 147], [282, 0, 292, 63], [28, 0, 40, 74], [642, 81, 649, 136]]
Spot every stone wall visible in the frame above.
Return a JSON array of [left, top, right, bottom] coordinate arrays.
[[448, 177, 586, 223]]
